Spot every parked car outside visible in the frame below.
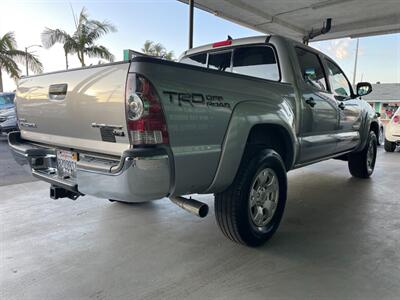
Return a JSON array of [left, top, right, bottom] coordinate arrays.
[[384, 107, 400, 152], [0, 92, 18, 134], [0, 107, 18, 134], [0, 92, 15, 111]]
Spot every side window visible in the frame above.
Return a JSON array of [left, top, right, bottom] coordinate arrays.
[[180, 53, 207, 68], [232, 46, 279, 81], [295, 47, 328, 91], [208, 51, 232, 71], [326, 60, 352, 97]]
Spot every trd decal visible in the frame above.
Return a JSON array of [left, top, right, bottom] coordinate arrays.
[[163, 91, 231, 109]]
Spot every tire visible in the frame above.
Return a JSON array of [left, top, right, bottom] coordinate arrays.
[[384, 139, 396, 152], [378, 127, 384, 146], [214, 149, 287, 247], [348, 131, 377, 178]]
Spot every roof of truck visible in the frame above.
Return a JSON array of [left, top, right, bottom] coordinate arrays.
[[180, 35, 271, 58], [179, 34, 328, 61]]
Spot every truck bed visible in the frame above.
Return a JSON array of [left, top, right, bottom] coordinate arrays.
[[15, 56, 296, 195]]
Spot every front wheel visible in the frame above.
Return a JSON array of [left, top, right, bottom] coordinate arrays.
[[214, 149, 287, 247], [348, 131, 377, 178]]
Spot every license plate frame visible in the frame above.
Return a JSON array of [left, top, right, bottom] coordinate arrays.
[[56, 149, 78, 178]]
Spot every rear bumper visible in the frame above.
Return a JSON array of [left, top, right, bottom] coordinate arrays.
[[8, 131, 171, 202], [385, 132, 400, 143], [0, 117, 18, 133], [1, 127, 18, 134], [0, 124, 18, 134]]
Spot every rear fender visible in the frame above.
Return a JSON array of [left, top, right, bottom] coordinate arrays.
[[204, 100, 298, 193]]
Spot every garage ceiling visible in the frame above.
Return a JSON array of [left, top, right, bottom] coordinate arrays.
[[179, 0, 400, 42]]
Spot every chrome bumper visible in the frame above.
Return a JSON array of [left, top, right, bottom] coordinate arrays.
[[8, 131, 171, 202]]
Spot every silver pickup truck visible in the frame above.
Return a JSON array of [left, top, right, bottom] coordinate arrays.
[[9, 35, 379, 246]]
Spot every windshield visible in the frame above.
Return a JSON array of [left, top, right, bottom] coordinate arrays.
[[0, 94, 15, 106]]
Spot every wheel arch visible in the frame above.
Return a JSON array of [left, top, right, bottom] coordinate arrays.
[[246, 123, 295, 170], [370, 121, 379, 141], [355, 111, 379, 152], [204, 101, 298, 194]]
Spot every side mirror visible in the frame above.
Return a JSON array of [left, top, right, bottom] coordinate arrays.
[[375, 112, 381, 118], [356, 82, 372, 97]]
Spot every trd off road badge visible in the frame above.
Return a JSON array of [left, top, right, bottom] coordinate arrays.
[[163, 91, 231, 109]]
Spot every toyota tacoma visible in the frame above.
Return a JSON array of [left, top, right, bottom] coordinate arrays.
[[9, 35, 379, 246]]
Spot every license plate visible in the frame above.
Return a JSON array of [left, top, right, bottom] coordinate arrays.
[[57, 150, 78, 178]]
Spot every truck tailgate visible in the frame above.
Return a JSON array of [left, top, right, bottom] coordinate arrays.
[[16, 62, 130, 156]]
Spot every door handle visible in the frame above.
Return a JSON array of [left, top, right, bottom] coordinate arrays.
[[305, 97, 316, 108], [338, 102, 345, 110], [49, 83, 68, 100]]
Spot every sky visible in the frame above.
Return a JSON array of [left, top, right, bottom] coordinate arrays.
[[0, 0, 399, 92]]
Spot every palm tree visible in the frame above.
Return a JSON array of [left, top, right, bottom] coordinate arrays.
[[42, 7, 116, 68], [0, 32, 43, 92], [142, 40, 155, 55], [141, 40, 174, 61], [41, 29, 74, 70]]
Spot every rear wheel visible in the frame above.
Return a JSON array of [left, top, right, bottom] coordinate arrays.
[[348, 131, 377, 178], [214, 149, 287, 247], [384, 139, 396, 152]]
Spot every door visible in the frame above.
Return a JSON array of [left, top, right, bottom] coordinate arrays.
[[295, 47, 340, 163], [324, 59, 362, 152]]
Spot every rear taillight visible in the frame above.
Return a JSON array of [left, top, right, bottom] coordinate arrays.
[[125, 74, 169, 146], [393, 115, 399, 123]]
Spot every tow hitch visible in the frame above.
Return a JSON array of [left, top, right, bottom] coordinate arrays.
[[50, 185, 81, 200]]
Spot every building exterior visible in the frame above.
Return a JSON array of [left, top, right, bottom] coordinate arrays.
[[362, 83, 400, 122]]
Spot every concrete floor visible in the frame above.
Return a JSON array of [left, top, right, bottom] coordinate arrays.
[[1, 138, 400, 300]]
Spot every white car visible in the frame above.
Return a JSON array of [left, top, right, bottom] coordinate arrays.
[[384, 107, 400, 152]]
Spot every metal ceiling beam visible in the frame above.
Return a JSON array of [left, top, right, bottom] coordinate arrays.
[[273, 0, 357, 18], [223, 0, 305, 35], [178, 0, 400, 42], [311, 0, 357, 10], [313, 14, 400, 41]]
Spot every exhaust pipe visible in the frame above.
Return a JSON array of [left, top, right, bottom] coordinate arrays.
[[170, 196, 209, 218]]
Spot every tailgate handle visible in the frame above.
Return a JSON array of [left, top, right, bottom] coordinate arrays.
[[49, 84, 68, 100]]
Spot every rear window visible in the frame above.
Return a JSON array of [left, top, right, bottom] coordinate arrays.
[[180, 53, 207, 68], [208, 51, 232, 71], [0, 94, 15, 106], [180, 44, 280, 81], [232, 46, 279, 81]]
